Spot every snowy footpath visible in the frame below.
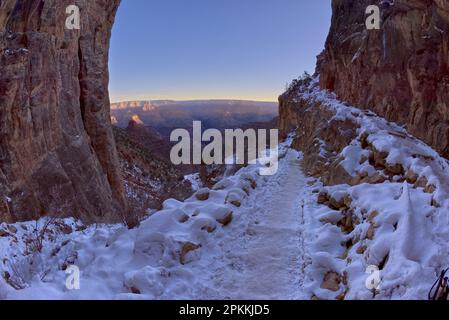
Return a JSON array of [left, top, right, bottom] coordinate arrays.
[[192, 150, 309, 299]]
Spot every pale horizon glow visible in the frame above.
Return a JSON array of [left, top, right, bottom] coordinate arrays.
[[110, 93, 280, 104], [109, 0, 331, 103]]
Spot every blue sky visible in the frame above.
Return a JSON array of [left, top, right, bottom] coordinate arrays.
[[109, 0, 331, 102]]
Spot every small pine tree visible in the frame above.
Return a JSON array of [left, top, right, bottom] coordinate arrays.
[[285, 71, 313, 93]]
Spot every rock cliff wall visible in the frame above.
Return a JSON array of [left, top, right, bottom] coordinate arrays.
[[0, 0, 124, 223], [316, 0, 449, 157]]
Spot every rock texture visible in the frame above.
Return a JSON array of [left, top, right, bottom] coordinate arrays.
[[317, 0, 449, 157], [279, 79, 359, 186], [0, 0, 125, 223]]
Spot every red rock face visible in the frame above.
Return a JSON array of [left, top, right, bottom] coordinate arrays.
[[0, 0, 125, 223], [317, 0, 449, 157]]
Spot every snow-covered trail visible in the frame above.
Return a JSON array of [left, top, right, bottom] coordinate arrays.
[[0, 147, 314, 300], [194, 150, 309, 299]]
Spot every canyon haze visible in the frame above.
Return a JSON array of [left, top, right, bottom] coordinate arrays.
[[111, 100, 278, 139]]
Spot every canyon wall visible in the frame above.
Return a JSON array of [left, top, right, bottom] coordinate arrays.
[[316, 0, 449, 157], [0, 0, 125, 223]]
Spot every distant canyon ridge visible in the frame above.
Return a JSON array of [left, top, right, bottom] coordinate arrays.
[[110, 100, 278, 139]]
